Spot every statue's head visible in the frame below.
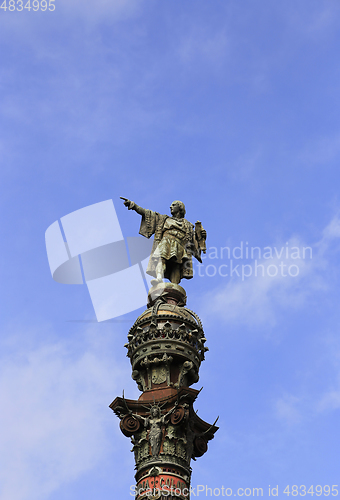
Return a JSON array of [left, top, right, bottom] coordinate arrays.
[[150, 405, 161, 418], [170, 200, 186, 218]]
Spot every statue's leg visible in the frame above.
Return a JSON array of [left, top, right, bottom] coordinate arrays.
[[155, 258, 166, 282], [170, 263, 181, 284]]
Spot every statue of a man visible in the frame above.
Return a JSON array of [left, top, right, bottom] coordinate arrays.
[[121, 198, 206, 285]]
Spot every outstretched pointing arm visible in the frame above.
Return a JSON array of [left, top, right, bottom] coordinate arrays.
[[120, 197, 146, 216]]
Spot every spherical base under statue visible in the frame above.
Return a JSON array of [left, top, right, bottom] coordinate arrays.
[[147, 282, 187, 307]]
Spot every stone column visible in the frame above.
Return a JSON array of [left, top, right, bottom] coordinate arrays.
[[110, 283, 218, 500]]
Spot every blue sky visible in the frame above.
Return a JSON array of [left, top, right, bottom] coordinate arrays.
[[1, 0, 340, 498]]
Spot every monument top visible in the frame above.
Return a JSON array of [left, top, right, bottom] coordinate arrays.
[[120, 197, 206, 287]]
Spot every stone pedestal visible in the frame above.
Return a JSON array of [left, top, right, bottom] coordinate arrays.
[[110, 284, 218, 500]]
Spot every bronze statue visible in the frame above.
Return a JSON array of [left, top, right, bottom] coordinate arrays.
[[133, 403, 178, 459], [120, 198, 206, 285]]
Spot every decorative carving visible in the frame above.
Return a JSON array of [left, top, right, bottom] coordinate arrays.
[[194, 436, 208, 457], [146, 405, 175, 459], [166, 424, 177, 438], [170, 405, 186, 425], [120, 415, 140, 437], [162, 438, 176, 456], [126, 318, 207, 376], [121, 402, 179, 460], [176, 360, 194, 388], [151, 366, 167, 385], [176, 440, 187, 460], [131, 369, 146, 391], [149, 466, 162, 477]]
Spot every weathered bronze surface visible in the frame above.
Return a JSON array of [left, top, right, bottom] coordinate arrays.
[[111, 199, 216, 500], [120, 197, 206, 285], [111, 387, 218, 469]]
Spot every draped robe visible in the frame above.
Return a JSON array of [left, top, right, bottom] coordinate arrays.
[[138, 209, 201, 281]]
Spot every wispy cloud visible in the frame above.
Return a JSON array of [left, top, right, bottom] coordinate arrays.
[[299, 132, 340, 166], [0, 0, 141, 30], [178, 26, 229, 66], [273, 332, 340, 426], [59, 0, 141, 22], [275, 394, 304, 425], [317, 335, 340, 413], [286, 1, 340, 38], [0, 327, 130, 500], [202, 214, 340, 328]]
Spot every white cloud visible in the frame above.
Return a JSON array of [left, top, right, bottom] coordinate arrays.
[[0, 328, 130, 500], [287, 2, 340, 38], [59, 0, 141, 22], [202, 215, 340, 328], [0, 0, 140, 30], [316, 335, 340, 413], [319, 213, 340, 243], [178, 27, 229, 66], [272, 334, 340, 425], [275, 394, 303, 425], [299, 132, 340, 166], [318, 390, 340, 412]]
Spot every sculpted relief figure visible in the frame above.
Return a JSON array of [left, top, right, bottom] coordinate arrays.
[[134, 404, 178, 459], [121, 198, 206, 285]]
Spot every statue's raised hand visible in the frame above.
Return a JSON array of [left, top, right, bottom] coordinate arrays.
[[120, 197, 134, 210]]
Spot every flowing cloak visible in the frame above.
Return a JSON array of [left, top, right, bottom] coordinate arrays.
[[146, 416, 164, 458], [138, 209, 201, 280]]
